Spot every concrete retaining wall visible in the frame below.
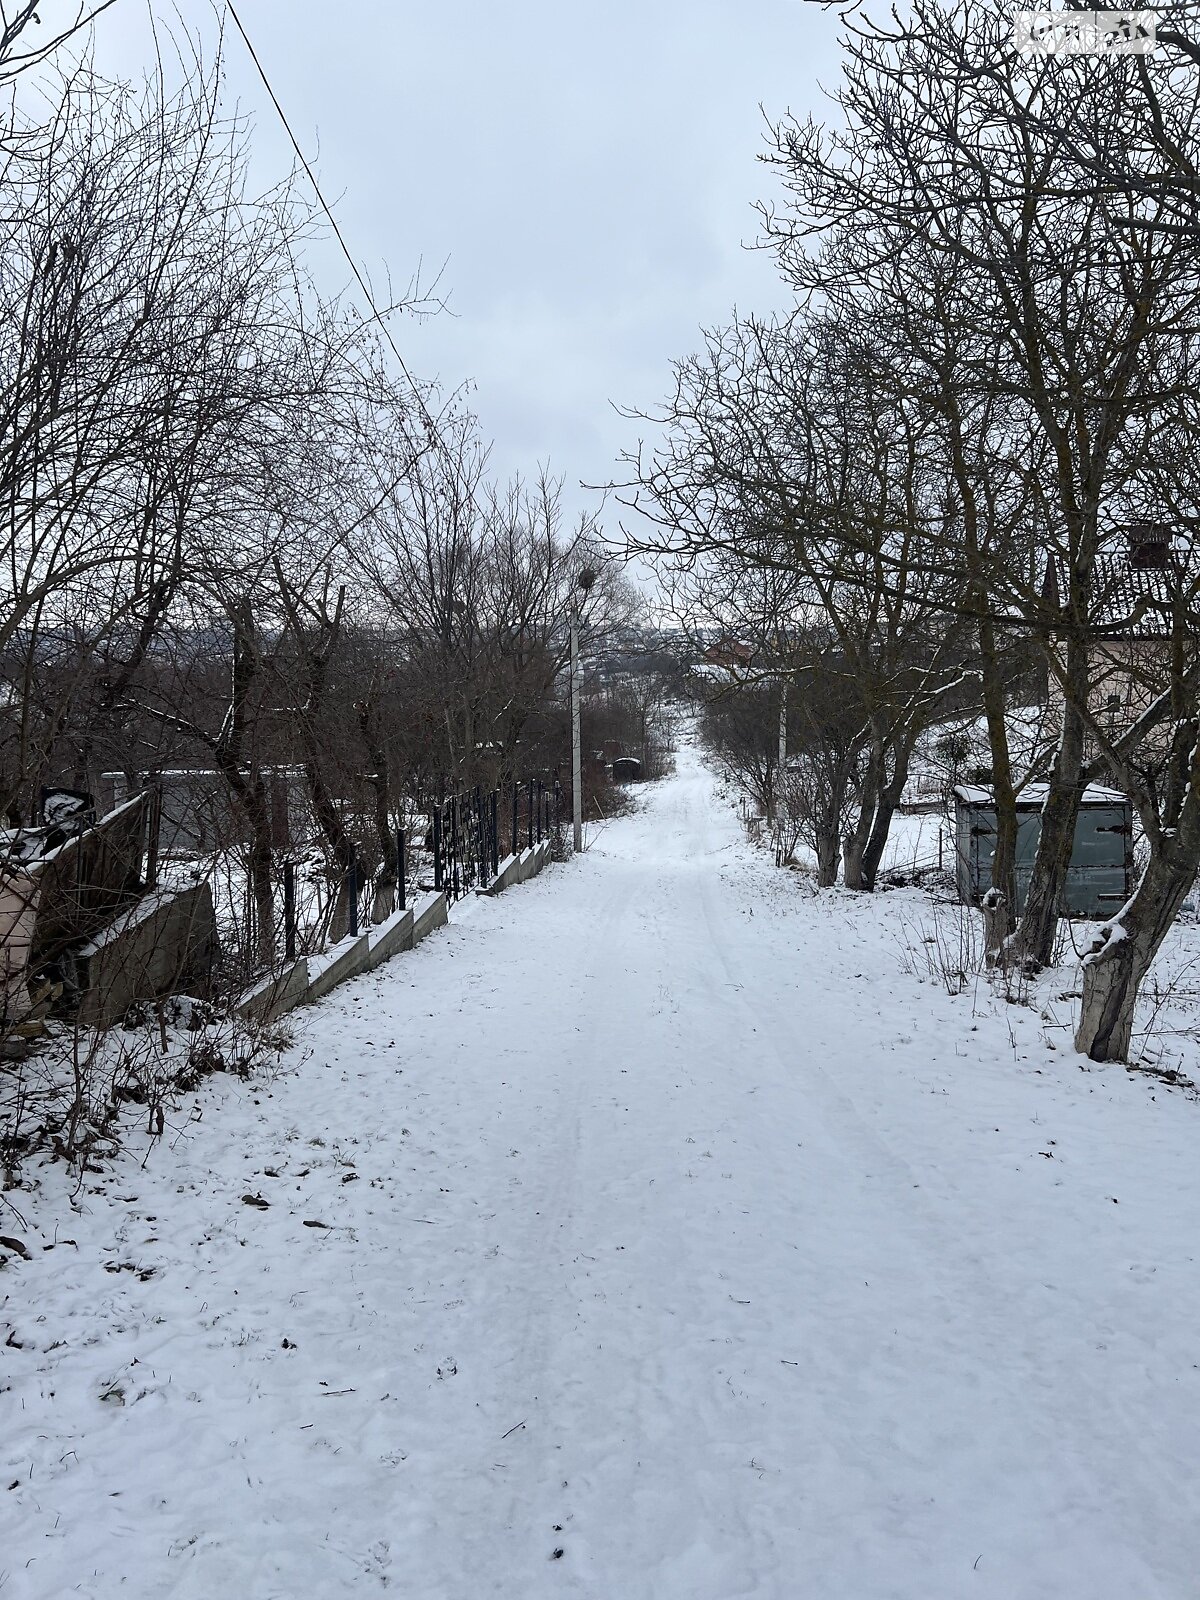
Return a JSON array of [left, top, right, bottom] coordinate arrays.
[[412, 891, 448, 945], [521, 841, 551, 881], [485, 840, 550, 894], [237, 957, 310, 1025], [306, 933, 370, 1002], [75, 881, 218, 1027], [482, 853, 522, 896], [236, 866, 541, 1022], [366, 907, 414, 969]]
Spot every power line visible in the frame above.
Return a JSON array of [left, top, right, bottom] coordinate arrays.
[[225, 0, 482, 505]]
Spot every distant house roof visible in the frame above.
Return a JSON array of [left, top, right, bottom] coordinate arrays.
[[1042, 530, 1196, 640], [703, 636, 755, 668]]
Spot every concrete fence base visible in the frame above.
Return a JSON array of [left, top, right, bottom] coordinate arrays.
[[483, 839, 550, 895], [412, 890, 448, 944], [482, 853, 522, 896], [306, 933, 371, 1002], [366, 906, 414, 969], [237, 957, 311, 1026], [235, 857, 545, 1021]]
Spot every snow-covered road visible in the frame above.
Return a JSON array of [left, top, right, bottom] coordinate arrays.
[[6, 739, 1200, 1598]]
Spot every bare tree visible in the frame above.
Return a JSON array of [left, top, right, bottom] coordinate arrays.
[[621, 310, 972, 889], [758, 0, 1200, 964], [0, 1, 118, 86]]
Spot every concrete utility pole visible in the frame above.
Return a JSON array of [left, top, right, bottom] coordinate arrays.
[[572, 566, 596, 853], [571, 611, 583, 853]]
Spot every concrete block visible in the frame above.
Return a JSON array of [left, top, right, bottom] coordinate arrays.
[[32, 792, 149, 964], [75, 881, 217, 1027], [480, 853, 522, 896], [366, 907, 414, 969], [237, 957, 310, 1025], [306, 933, 370, 1002], [412, 891, 448, 945]]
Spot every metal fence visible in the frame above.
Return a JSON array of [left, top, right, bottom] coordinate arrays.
[[436, 778, 560, 904], [274, 777, 563, 958]]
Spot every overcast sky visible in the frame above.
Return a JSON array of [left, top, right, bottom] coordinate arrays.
[[86, 0, 843, 535]]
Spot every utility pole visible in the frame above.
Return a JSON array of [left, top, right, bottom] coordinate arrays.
[[571, 611, 583, 853], [572, 566, 596, 853]]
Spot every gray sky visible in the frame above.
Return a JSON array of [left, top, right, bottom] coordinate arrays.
[[88, 0, 843, 532]]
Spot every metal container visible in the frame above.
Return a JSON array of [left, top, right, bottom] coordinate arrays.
[[953, 783, 1132, 916]]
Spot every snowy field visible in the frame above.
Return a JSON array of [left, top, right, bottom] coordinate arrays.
[[4, 738, 1200, 1598]]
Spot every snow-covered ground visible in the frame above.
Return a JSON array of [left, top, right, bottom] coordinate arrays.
[[5, 738, 1200, 1599]]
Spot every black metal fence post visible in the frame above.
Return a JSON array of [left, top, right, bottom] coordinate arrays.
[[477, 787, 485, 883], [451, 796, 461, 901], [347, 848, 359, 938], [145, 778, 162, 891], [433, 807, 443, 891], [476, 787, 486, 884], [465, 792, 473, 891], [284, 860, 296, 960], [511, 784, 518, 859], [457, 795, 465, 896], [491, 790, 499, 877], [397, 826, 406, 912], [527, 778, 534, 850]]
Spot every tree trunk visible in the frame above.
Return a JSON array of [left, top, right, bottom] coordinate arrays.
[[843, 743, 883, 890], [981, 887, 1007, 968], [1075, 849, 1193, 1060], [1010, 758, 1080, 967], [247, 785, 276, 967], [357, 697, 398, 924], [842, 829, 867, 889], [212, 749, 275, 967], [370, 880, 396, 923], [212, 599, 276, 967], [1005, 641, 1088, 969], [860, 747, 912, 890], [979, 614, 1017, 929], [815, 825, 840, 887]]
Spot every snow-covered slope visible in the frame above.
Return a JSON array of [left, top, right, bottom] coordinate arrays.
[[4, 739, 1200, 1598]]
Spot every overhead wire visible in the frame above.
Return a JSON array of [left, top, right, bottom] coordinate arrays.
[[225, 0, 487, 519]]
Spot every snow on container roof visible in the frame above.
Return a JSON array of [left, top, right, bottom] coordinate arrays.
[[952, 783, 1126, 807]]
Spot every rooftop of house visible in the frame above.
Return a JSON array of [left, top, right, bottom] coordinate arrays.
[[1041, 523, 1198, 639]]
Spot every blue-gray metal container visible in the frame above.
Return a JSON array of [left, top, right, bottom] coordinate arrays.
[[953, 783, 1131, 917]]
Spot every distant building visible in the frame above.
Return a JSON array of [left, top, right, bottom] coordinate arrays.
[[100, 767, 309, 857], [703, 636, 754, 669], [1043, 522, 1194, 751]]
